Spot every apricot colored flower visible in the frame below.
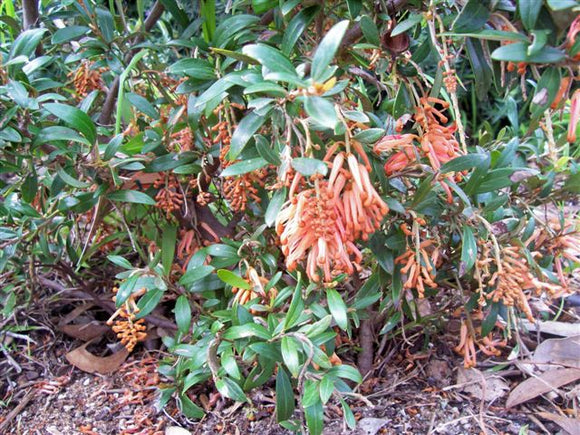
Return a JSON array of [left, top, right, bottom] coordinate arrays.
[[568, 89, 580, 143]]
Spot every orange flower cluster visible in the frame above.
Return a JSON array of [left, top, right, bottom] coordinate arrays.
[[454, 316, 507, 368], [374, 97, 462, 202], [107, 287, 148, 352], [170, 127, 194, 152], [477, 244, 566, 322], [220, 145, 267, 212], [154, 174, 184, 217], [525, 215, 580, 290], [395, 241, 439, 298], [276, 142, 389, 282], [231, 267, 277, 315], [70, 60, 105, 98]]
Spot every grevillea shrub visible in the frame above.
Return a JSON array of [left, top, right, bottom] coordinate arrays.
[[1, 0, 579, 432]]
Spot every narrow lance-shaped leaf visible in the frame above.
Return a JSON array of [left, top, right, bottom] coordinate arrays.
[[311, 20, 349, 81]]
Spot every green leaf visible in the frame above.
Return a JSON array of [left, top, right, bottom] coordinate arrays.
[[175, 295, 191, 335], [329, 364, 362, 383], [57, 166, 91, 188], [360, 15, 380, 46], [326, 289, 348, 330], [44, 103, 97, 144], [96, 8, 114, 43], [440, 153, 489, 173], [281, 6, 319, 55], [531, 67, 560, 117], [217, 269, 250, 289], [21, 174, 37, 203], [319, 376, 334, 404], [353, 128, 384, 144], [252, 0, 277, 13], [229, 111, 269, 160], [107, 190, 156, 205], [304, 96, 338, 129], [222, 323, 272, 340], [481, 303, 500, 336], [291, 157, 328, 177], [442, 30, 528, 42], [103, 134, 124, 160], [466, 38, 493, 100], [304, 401, 324, 435], [546, 0, 578, 10], [519, 0, 542, 31], [275, 366, 295, 422], [452, 0, 490, 33], [311, 20, 349, 81], [491, 43, 565, 63], [460, 225, 477, 276], [528, 30, 549, 56], [167, 59, 215, 80], [302, 379, 320, 408], [9, 28, 47, 60], [216, 377, 248, 403], [255, 135, 281, 165], [266, 188, 287, 227], [52, 26, 91, 44], [126, 93, 159, 119], [220, 158, 268, 177], [159, 0, 189, 28], [284, 274, 304, 330], [242, 44, 297, 77], [281, 336, 300, 378], [391, 13, 423, 37], [162, 225, 177, 277], [34, 126, 90, 147], [107, 255, 133, 269], [179, 393, 205, 419], [180, 265, 215, 287], [339, 397, 356, 429], [200, 0, 216, 42], [135, 289, 164, 319]]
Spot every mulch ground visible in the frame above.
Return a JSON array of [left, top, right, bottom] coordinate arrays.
[[1, 296, 577, 434]]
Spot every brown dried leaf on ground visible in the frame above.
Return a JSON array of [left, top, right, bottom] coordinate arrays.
[[519, 335, 580, 375], [506, 368, 580, 408], [59, 323, 110, 341], [521, 321, 580, 338], [66, 343, 129, 374], [456, 367, 509, 402], [537, 412, 580, 435]]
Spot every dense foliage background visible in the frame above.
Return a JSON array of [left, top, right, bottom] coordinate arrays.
[[1, 0, 579, 433]]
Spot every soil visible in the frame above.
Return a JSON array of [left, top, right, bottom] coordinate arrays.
[[1, 300, 578, 435]]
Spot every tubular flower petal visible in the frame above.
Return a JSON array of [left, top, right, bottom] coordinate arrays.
[[568, 89, 580, 144]]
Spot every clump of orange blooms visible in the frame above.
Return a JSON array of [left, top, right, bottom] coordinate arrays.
[[395, 217, 440, 298], [525, 213, 580, 290], [476, 243, 567, 322], [276, 140, 389, 283], [454, 309, 507, 368], [107, 287, 148, 352], [170, 127, 194, 152], [154, 174, 184, 217], [374, 97, 462, 203], [220, 144, 268, 212], [69, 60, 105, 98]]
